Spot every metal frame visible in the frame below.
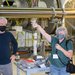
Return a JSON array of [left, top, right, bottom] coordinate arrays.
[[0, 7, 75, 18]]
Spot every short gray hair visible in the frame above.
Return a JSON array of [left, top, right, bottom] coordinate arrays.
[[0, 17, 7, 20], [0, 17, 7, 25], [56, 26, 68, 37]]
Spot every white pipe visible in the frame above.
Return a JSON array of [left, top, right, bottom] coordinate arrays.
[[33, 32, 38, 55], [61, 0, 69, 8], [60, 0, 69, 27]]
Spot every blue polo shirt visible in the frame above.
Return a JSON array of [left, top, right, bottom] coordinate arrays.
[[49, 36, 73, 67], [0, 32, 18, 65]]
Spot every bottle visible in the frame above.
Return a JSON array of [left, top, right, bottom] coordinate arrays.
[[16, 52, 20, 61]]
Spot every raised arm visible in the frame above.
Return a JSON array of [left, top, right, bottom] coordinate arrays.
[[31, 19, 51, 43]]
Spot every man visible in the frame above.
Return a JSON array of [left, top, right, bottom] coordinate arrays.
[[31, 19, 73, 75], [0, 17, 18, 75]]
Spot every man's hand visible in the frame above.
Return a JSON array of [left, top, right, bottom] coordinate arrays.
[[10, 55, 16, 62], [55, 44, 63, 51]]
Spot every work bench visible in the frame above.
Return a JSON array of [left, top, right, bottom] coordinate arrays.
[[14, 61, 50, 75]]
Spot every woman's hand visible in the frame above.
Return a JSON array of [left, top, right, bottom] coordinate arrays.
[[55, 44, 73, 59], [31, 18, 38, 29], [55, 44, 63, 51]]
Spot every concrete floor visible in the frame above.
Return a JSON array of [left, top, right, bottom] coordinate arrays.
[[12, 55, 75, 75]]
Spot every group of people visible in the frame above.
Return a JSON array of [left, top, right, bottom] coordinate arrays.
[[0, 17, 73, 75]]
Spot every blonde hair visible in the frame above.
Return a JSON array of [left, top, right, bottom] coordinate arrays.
[[56, 26, 68, 38]]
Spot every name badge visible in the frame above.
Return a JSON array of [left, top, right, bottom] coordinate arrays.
[[53, 54, 58, 59]]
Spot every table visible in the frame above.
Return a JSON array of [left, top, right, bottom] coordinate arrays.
[[14, 62, 50, 75]]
